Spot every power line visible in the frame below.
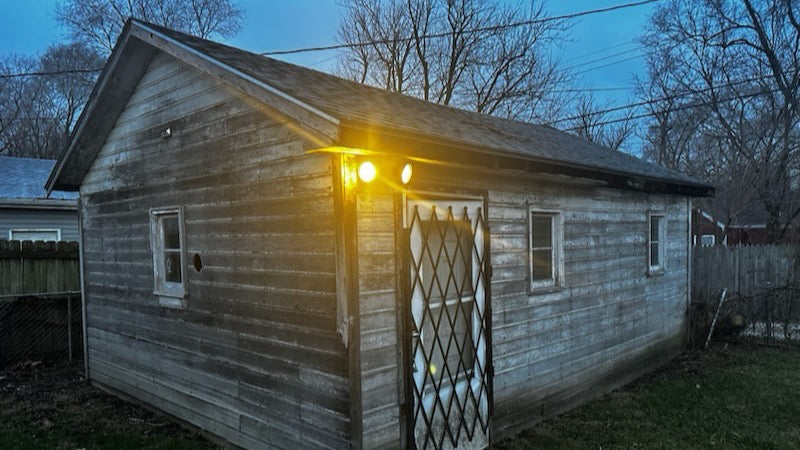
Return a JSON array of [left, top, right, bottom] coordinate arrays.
[[549, 75, 774, 125], [260, 0, 662, 56], [565, 45, 642, 71], [0, 68, 102, 79], [573, 52, 644, 75], [568, 39, 639, 63], [1, 2, 660, 80], [562, 87, 782, 131]]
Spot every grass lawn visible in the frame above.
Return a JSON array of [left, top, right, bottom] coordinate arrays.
[[0, 362, 217, 450], [495, 340, 800, 449], [2, 340, 798, 449]]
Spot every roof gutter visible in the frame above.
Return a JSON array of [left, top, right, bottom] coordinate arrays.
[[0, 198, 78, 210]]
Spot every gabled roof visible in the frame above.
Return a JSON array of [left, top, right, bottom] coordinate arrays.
[[47, 19, 714, 197], [0, 156, 77, 207]]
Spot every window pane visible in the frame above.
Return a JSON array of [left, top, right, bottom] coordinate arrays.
[[421, 300, 474, 393], [650, 242, 660, 267], [419, 219, 474, 302], [164, 251, 182, 282], [10, 230, 59, 241], [531, 214, 552, 248], [650, 217, 660, 242], [532, 249, 552, 281], [162, 215, 180, 249]]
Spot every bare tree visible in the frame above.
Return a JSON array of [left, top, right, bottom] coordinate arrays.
[[0, 43, 102, 159], [335, 0, 569, 122], [569, 94, 635, 151], [55, 0, 245, 55], [640, 0, 800, 242]]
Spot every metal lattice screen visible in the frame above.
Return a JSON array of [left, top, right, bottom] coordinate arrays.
[[407, 202, 490, 450]]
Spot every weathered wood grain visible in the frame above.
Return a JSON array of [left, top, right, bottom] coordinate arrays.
[[352, 169, 690, 447], [81, 51, 348, 449]]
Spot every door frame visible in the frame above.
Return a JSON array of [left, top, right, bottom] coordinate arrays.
[[399, 190, 493, 449]]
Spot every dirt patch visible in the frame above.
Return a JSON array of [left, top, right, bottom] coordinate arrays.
[[1, 361, 217, 449]]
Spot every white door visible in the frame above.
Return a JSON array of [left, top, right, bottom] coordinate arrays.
[[405, 198, 490, 450]]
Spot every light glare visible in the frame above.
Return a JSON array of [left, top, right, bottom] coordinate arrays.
[[401, 163, 413, 184], [358, 161, 377, 183]]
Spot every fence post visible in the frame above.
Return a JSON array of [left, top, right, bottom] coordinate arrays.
[[67, 294, 73, 362]]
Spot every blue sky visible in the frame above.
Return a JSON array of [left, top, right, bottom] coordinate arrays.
[[0, 0, 657, 135]]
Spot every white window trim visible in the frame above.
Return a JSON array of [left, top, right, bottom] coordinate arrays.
[[528, 209, 563, 291], [9, 228, 62, 241], [150, 206, 187, 300], [700, 234, 716, 246], [648, 212, 667, 275]]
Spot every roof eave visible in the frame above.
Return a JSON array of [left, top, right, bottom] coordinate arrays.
[[0, 198, 78, 210], [338, 120, 715, 197]]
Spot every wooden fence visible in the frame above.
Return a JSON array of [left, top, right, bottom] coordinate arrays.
[[692, 244, 800, 303], [0, 240, 82, 366], [0, 240, 80, 296]]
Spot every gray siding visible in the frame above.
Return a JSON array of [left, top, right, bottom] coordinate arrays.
[[0, 208, 79, 241], [355, 170, 690, 447], [80, 51, 349, 449], [489, 184, 688, 437]]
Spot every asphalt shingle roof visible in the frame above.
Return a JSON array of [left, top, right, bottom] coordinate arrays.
[[0, 156, 77, 200], [142, 20, 709, 190]]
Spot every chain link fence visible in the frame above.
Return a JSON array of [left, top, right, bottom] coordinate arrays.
[[0, 291, 82, 368], [691, 283, 800, 345]]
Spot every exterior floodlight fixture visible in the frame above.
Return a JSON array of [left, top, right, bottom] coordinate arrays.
[[358, 161, 377, 183], [401, 163, 413, 184]]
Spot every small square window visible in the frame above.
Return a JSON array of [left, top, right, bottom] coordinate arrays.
[[529, 210, 561, 290], [700, 234, 715, 246], [150, 207, 186, 298], [648, 213, 666, 273]]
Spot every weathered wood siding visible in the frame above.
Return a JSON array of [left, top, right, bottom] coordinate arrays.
[[356, 188, 403, 449], [488, 183, 689, 438], [80, 51, 349, 449], [355, 170, 690, 447]]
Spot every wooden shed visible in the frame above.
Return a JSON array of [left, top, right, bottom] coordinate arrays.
[[46, 19, 714, 450]]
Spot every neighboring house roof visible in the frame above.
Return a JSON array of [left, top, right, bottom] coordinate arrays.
[[704, 202, 769, 228], [696, 209, 726, 231], [47, 19, 714, 197], [0, 156, 77, 209]]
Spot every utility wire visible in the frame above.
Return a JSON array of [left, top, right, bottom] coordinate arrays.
[[549, 75, 775, 125], [562, 87, 781, 131], [568, 39, 639, 63], [1, 2, 660, 79], [566, 46, 642, 71], [260, 0, 662, 56], [572, 52, 644, 75], [0, 68, 102, 79]]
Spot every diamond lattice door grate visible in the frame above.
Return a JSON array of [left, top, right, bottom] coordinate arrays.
[[407, 201, 490, 450]]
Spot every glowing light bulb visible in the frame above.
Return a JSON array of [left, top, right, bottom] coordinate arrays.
[[401, 163, 413, 184], [358, 161, 377, 183]]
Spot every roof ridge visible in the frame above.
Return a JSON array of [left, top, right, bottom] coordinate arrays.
[[131, 19, 559, 133]]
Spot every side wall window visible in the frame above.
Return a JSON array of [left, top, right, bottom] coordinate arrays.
[[150, 207, 186, 298], [529, 210, 561, 290], [648, 213, 667, 273], [700, 234, 716, 246], [9, 229, 61, 241]]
